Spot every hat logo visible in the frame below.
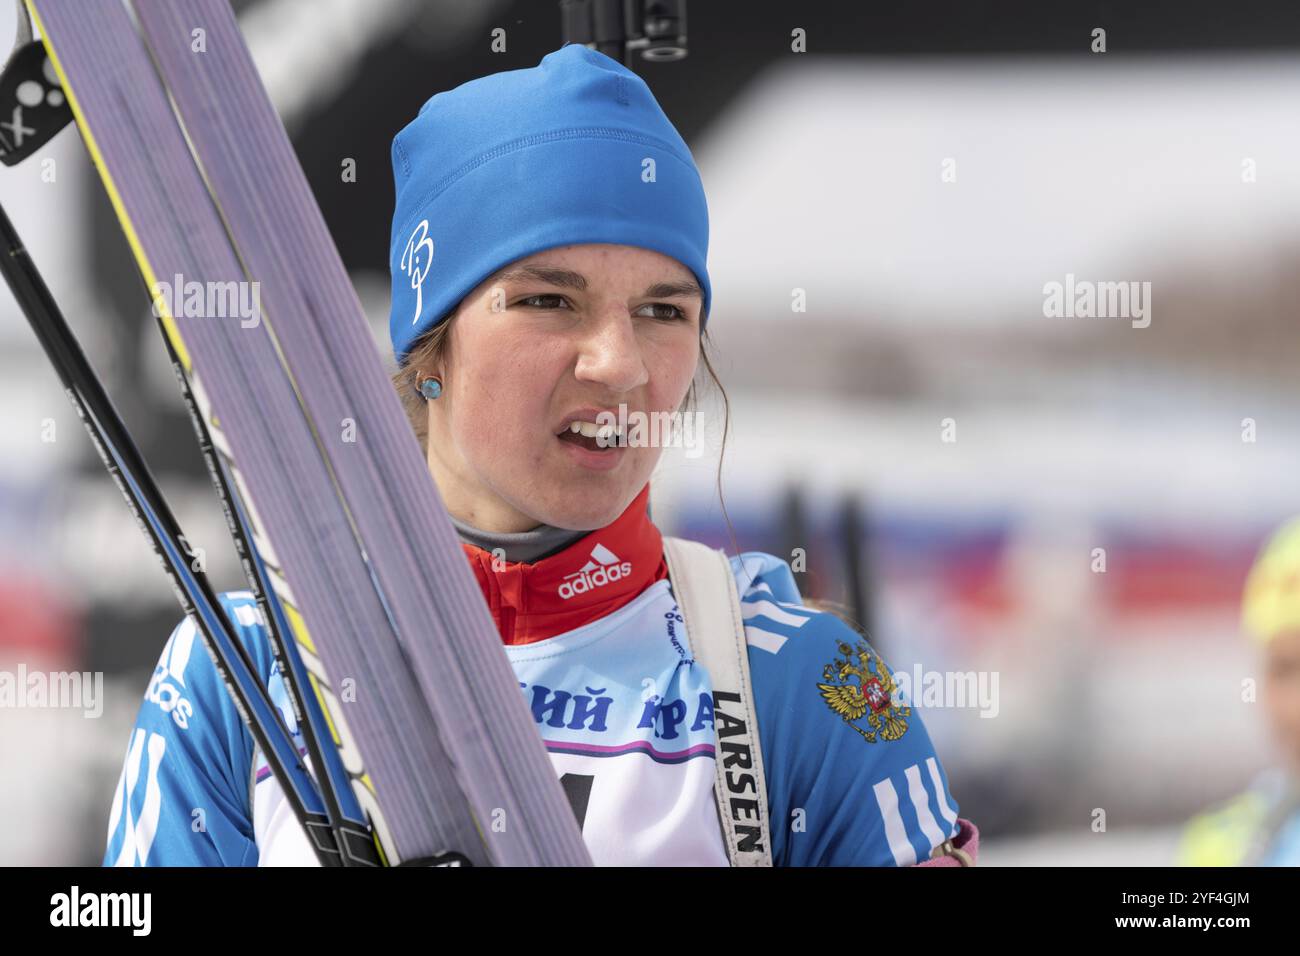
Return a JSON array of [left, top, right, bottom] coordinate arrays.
[[400, 218, 434, 326]]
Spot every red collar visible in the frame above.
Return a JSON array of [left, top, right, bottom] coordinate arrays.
[[460, 483, 669, 645]]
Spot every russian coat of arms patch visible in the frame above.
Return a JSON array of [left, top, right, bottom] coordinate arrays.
[[817, 639, 910, 743]]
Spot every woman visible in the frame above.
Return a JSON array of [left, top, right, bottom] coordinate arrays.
[[104, 44, 977, 867]]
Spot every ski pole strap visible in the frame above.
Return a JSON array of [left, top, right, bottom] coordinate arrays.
[[662, 537, 773, 867]]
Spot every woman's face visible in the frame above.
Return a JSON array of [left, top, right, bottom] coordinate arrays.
[[423, 243, 703, 532], [1262, 630, 1300, 775]]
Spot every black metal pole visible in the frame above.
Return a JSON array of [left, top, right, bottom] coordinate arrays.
[[0, 198, 344, 866]]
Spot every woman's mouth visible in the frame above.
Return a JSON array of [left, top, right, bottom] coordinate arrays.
[[558, 419, 623, 451], [556, 420, 626, 470]]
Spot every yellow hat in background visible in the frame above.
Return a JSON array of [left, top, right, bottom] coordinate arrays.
[[1242, 516, 1300, 644]]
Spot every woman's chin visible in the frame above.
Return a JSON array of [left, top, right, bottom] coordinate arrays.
[[524, 478, 641, 531]]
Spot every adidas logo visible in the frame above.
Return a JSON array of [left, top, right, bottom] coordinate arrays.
[[558, 543, 633, 600]]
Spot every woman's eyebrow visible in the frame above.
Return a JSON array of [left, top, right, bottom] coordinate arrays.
[[494, 265, 702, 300], [642, 278, 704, 300], [495, 265, 587, 291]]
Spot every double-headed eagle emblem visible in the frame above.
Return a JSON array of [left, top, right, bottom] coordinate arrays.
[[817, 639, 910, 743]]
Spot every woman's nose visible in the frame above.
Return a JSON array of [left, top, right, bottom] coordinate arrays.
[[573, 314, 649, 393]]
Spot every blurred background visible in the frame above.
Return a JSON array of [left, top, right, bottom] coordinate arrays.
[[3, 0, 1300, 864]]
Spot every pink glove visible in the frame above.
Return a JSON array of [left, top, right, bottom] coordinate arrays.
[[915, 818, 979, 866]]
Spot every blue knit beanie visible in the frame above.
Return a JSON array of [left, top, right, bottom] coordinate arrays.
[[388, 43, 712, 364]]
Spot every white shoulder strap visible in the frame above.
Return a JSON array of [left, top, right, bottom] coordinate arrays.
[[662, 536, 773, 867]]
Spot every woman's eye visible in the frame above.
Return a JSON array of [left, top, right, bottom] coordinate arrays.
[[516, 295, 686, 321], [641, 302, 687, 321], [518, 294, 571, 310]]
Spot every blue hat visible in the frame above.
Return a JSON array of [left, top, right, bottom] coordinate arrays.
[[387, 43, 712, 364]]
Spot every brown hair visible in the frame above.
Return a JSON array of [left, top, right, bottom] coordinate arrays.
[[393, 314, 456, 456]]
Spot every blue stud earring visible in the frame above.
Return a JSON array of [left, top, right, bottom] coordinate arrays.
[[418, 375, 442, 400]]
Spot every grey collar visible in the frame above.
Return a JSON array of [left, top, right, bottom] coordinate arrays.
[[449, 514, 587, 565]]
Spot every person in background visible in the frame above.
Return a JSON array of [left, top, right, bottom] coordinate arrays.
[[1179, 516, 1300, 866]]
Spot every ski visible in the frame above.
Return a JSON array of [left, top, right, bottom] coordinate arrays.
[[27, 0, 590, 865], [129, 0, 592, 865], [1, 0, 378, 866]]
